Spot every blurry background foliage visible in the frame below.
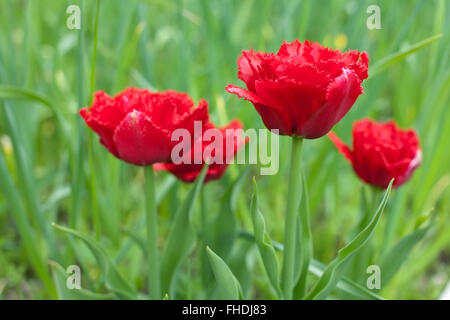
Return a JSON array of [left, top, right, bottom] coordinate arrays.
[[0, 0, 449, 299]]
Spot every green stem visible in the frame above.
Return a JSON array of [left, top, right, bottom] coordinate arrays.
[[293, 168, 313, 299], [89, 0, 100, 97], [88, 131, 100, 239], [144, 166, 161, 299], [71, 0, 85, 228], [88, 0, 100, 239], [281, 136, 303, 299], [200, 187, 208, 242]]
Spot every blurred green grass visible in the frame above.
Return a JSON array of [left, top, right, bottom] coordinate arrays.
[[0, 0, 449, 299]]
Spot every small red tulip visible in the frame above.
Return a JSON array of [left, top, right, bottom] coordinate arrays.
[[226, 40, 368, 139], [154, 120, 247, 183], [80, 88, 209, 166], [328, 119, 422, 189]]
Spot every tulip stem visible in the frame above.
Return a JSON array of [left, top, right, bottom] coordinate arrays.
[[281, 136, 304, 300], [144, 166, 161, 299]]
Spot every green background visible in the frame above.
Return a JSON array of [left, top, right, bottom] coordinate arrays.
[[0, 0, 449, 299]]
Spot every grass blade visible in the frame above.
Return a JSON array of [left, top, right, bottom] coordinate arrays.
[[0, 86, 53, 109], [370, 34, 443, 76], [2, 102, 58, 258], [0, 149, 56, 297]]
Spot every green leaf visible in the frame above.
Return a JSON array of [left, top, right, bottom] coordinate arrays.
[[379, 225, 431, 286], [160, 164, 208, 296], [309, 259, 383, 300], [113, 21, 145, 91], [226, 240, 255, 298], [235, 231, 384, 300], [370, 34, 442, 76], [52, 223, 136, 299], [50, 261, 114, 300], [305, 179, 393, 300], [211, 168, 250, 260], [0, 150, 56, 298], [250, 178, 281, 296], [0, 86, 53, 109], [2, 103, 58, 259], [206, 246, 242, 300], [0, 87, 70, 144]]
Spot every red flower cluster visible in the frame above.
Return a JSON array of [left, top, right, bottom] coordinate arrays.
[[80, 88, 209, 166], [80, 40, 422, 190], [226, 40, 368, 139], [154, 120, 247, 183], [80, 88, 245, 183], [328, 119, 422, 189]]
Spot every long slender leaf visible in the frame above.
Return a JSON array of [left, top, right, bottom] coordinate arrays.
[[211, 168, 250, 260], [305, 180, 393, 300], [379, 224, 432, 286], [52, 223, 136, 299], [370, 34, 442, 76], [309, 259, 383, 300], [50, 261, 114, 300], [237, 231, 382, 299], [250, 178, 281, 296], [0, 86, 53, 109], [0, 86, 70, 145], [206, 246, 242, 300], [160, 165, 208, 296], [0, 149, 56, 297], [2, 102, 57, 258]]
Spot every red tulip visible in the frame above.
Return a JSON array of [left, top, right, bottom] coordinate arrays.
[[328, 119, 422, 189], [154, 120, 247, 183], [80, 88, 209, 166], [226, 40, 368, 139]]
